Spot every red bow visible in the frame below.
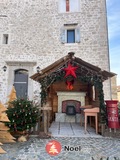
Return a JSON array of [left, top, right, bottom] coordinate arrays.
[[66, 80, 74, 90]]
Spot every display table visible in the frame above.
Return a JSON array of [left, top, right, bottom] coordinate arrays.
[[84, 107, 99, 134], [80, 105, 92, 126]]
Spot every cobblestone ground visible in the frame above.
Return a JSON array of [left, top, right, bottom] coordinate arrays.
[[0, 137, 120, 160]]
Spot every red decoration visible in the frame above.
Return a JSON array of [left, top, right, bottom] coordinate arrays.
[[63, 63, 78, 78], [66, 80, 74, 90]]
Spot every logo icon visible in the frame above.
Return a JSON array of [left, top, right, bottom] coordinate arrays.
[[46, 140, 62, 156]]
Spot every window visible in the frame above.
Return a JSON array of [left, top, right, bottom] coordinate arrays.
[[14, 69, 28, 98], [7, 61, 36, 100], [67, 30, 75, 43], [60, 26, 80, 43], [2, 34, 9, 44], [59, 0, 80, 13]]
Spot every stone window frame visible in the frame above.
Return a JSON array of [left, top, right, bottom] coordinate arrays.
[[60, 24, 80, 44], [6, 61, 36, 100]]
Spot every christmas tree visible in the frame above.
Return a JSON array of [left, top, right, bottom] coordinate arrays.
[[0, 102, 15, 154], [49, 144, 59, 154], [5, 99, 39, 132], [7, 86, 17, 108]]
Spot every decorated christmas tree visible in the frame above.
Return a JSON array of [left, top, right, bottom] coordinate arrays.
[[7, 86, 17, 108], [6, 99, 39, 132], [0, 102, 15, 154]]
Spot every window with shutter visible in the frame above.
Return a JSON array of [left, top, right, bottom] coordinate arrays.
[[59, 0, 80, 13], [60, 26, 80, 44]]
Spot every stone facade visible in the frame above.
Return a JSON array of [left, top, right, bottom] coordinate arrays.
[[117, 85, 120, 102], [111, 76, 117, 100], [0, 0, 111, 104]]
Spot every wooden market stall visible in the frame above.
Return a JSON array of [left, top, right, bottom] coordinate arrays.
[[31, 52, 116, 134]]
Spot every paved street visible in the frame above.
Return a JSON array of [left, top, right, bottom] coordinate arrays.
[[0, 122, 120, 160], [0, 137, 120, 160]]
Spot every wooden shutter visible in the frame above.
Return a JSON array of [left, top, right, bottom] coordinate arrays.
[[59, 0, 66, 12], [70, 0, 80, 12], [60, 28, 67, 43], [75, 27, 80, 43]]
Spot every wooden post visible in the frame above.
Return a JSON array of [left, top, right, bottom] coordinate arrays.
[[47, 110, 51, 128], [41, 99, 52, 134], [101, 123, 105, 136], [43, 110, 48, 134], [42, 107, 52, 134]]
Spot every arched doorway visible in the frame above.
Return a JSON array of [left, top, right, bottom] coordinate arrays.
[[14, 69, 28, 98]]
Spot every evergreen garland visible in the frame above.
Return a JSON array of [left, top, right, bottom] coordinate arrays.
[[38, 59, 108, 124], [79, 75, 107, 124], [40, 70, 65, 105], [39, 73, 107, 123], [5, 99, 39, 131], [94, 78, 107, 124]]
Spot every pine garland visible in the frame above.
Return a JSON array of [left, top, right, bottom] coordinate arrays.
[[40, 73, 107, 123]]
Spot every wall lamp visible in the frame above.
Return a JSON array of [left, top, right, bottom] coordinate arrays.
[[36, 66, 40, 73], [2, 66, 7, 72]]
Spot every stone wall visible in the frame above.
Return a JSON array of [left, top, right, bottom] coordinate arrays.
[[111, 76, 117, 100], [117, 85, 120, 102], [0, 0, 111, 103]]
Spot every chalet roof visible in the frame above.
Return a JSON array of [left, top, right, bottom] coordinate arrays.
[[31, 52, 116, 82]]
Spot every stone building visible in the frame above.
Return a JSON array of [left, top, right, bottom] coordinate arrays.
[[111, 76, 117, 100], [0, 0, 112, 104], [117, 86, 120, 102]]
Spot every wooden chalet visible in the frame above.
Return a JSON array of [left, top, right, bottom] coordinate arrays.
[[31, 52, 116, 131]]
